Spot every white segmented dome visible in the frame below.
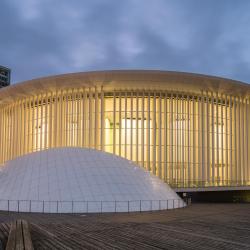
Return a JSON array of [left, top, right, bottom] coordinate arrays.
[[0, 147, 184, 213]]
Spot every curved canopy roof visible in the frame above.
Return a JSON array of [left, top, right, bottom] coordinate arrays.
[[0, 70, 249, 105]]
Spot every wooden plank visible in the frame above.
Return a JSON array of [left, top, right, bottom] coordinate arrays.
[[1, 223, 10, 237], [1, 204, 250, 249], [30, 223, 72, 250], [6, 221, 17, 250], [15, 220, 24, 250], [21, 221, 34, 250], [0, 223, 10, 249]]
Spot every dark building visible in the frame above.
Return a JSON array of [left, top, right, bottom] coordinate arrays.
[[0, 66, 11, 88]]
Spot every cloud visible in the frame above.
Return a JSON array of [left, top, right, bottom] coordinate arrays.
[[1, 0, 250, 83], [116, 32, 144, 61], [11, 0, 41, 20], [70, 40, 107, 69]]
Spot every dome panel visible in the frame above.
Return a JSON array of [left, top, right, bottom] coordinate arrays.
[[0, 147, 184, 213]]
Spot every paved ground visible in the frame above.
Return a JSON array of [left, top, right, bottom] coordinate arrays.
[[0, 203, 249, 249]]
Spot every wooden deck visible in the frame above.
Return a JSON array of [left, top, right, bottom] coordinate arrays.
[[0, 204, 249, 249]]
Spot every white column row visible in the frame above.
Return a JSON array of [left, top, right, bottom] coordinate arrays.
[[0, 89, 249, 187]]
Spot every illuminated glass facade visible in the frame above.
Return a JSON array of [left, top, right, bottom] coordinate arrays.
[[0, 71, 249, 188]]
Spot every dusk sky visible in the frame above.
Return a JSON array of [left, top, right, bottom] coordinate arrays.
[[1, 0, 250, 84]]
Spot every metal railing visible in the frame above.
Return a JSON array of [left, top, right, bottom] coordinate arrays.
[[0, 199, 187, 214]]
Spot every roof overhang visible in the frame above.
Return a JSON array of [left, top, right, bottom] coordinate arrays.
[[0, 70, 249, 106]]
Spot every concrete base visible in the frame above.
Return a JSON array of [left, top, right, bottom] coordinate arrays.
[[177, 190, 250, 203]]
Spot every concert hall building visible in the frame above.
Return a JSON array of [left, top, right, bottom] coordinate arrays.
[[0, 70, 249, 192]]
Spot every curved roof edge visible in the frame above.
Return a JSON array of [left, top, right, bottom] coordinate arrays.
[[0, 70, 249, 105]]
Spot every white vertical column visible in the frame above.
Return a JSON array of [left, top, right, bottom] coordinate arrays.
[[89, 88, 92, 148], [17, 101, 20, 156], [60, 90, 66, 147], [3, 106, 6, 161], [147, 93, 151, 171], [136, 92, 139, 164], [26, 98, 30, 153], [187, 95, 190, 185], [15, 101, 18, 157], [72, 91, 75, 147], [192, 96, 196, 184], [95, 87, 98, 149], [19, 100, 23, 157], [83, 89, 86, 147], [21, 100, 25, 156], [158, 92, 162, 179], [0, 108, 4, 163], [60, 90, 64, 147], [45, 92, 48, 149], [67, 90, 69, 147], [8, 106, 12, 160], [113, 92, 116, 154], [229, 96, 233, 182], [234, 96, 237, 182], [243, 98, 246, 183], [12, 103, 15, 158], [239, 96, 242, 183], [130, 92, 133, 161], [31, 98, 34, 153], [12, 100, 16, 155], [181, 95, 185, 184], [82, 88, 85, 147], [215, 92, 219, 184], [197, 96, 201, 183], [247, 97, 250, 182], [176, 94, 178, 182], [211, 93, 214, 183], [40, 95, 44, 150], [141, 92, 145, 167], [238, 97, 242, 182], [1, 107, 5, 162], [201, 93, 205, 184], [6, 106, 9, 160], [3, 107, 7, 161], [242, 98, 245, 184], [84, 89, 87, 146], [153, 92, 156, 175], [36, 95, 39, 151], [21, 100, 24, 156], [25, 99, 28, 154], [4, 106, 8, 161], [221, 94, 224, 184], [101, 86, 104, 151], [125, 92, 127, 159], [76, 90, 80, 147], [245, 97, 249, 183], [14, 101, 18, 156], [170, 94, 174, 182], [236, 96, 239, 182], [52, 92, 55, 148], [0, 108, 3, 163], [206, 92, 210, 184], [225, 95, 228, 183], [71, 89, 75, 146], [11, 104, 14, 158], [2, 107, 4, 161], [119, 92, 121, 156], [164, 93, 168, 181], [55, 91, 59, 147]]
